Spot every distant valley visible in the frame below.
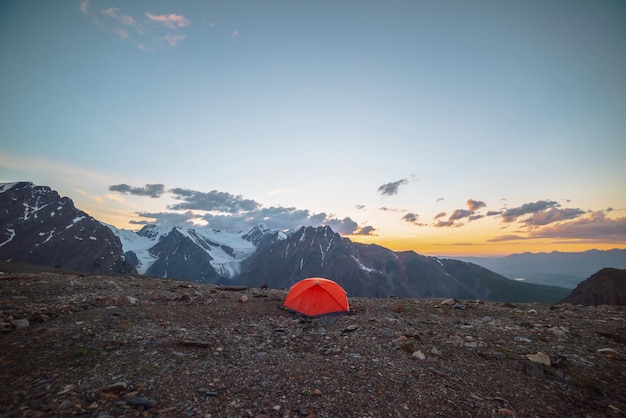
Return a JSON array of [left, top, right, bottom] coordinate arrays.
[[456, 249, 626, 289]]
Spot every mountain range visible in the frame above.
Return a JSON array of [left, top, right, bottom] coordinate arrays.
[[0, 181, 578, 302]]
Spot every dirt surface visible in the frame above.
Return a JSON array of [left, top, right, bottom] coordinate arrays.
[[1, 272, 625, 417]]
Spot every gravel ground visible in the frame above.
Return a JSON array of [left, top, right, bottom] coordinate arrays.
[[1, 272, 625, 417]]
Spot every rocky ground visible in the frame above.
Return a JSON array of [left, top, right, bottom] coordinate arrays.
[[1, 272, 625, 418]]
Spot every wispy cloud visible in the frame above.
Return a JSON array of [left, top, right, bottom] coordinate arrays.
[[160, 34, 186, 47], [146, 12, 190, 28], [232, 30, 240, 38], [80, 0, 89, 14], [102, 7, 136, 26], [81, 5, 190, 49]]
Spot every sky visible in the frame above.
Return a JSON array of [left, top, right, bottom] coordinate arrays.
[[1, 0, 625, 257]]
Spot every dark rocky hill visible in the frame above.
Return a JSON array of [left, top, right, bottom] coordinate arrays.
[[237, 226, 569, 301], [0, 182, 134, 274], [560, 268, 626, 306]]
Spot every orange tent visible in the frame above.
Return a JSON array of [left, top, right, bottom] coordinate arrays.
[[283, 278, 349, 317]]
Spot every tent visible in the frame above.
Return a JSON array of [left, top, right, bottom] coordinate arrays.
[[283, 277, 349, 317]]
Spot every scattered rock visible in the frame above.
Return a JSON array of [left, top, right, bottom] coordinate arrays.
[[0, 272, 624, 417], [10, 318, 29, 329], [342, 325, 358, 333], [526, 352, 551, 367], [598, 348, 622, 359]]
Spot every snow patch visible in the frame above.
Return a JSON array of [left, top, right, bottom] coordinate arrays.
[[351, 255, 376, 273], [0, 228, 16, 247]]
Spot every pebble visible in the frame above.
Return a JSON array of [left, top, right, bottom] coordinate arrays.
[[11, 318, 30, 329], [597, 348, 622, 359], [526, 352, 551, 367]]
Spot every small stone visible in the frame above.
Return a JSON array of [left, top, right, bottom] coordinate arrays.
[[100, 381, 128, 392], [497, 408, 516, 416], [399, 342, 415, 353], [123, 396, 157, 409], [11, 318, 30, 329], [240, 294, 249, 303], [440, 298, 455, 306], [312, 389, 322, 396], [342, 325, 358, 333], [122, 296, 138, 305], [526, 352, 551, 367], [597, 348, 622, 359], [412, 350, 426, 360], [451, 335, 464, 347]]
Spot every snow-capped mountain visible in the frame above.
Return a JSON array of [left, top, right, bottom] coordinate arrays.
[[105, 223, 285, 282]]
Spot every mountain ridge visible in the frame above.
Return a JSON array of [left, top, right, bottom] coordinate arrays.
[[1, 181, 571, 301]]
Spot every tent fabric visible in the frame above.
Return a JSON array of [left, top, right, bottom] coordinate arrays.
[[283, 278, 349, 317]]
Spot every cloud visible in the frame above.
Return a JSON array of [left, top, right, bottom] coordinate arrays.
[[168, 188, 260, 213], [355, 205, 365, 210], [355, 225, 376, 235], [433, 220, 459, 228], [520, 207, 586, 227], [467, 199, 486, 211], [102, 7, 136, 26], [487, 235, 526, 242], [232, 30, 240, 38], [326, 217, 375, 235], [402, 212, 426, 226], [528, 211, 626, 242], [430, 198, 487, 227], [500, 200, 560, 223], [116, 183, 377, 235], [436, 197, 445, 203], [402, 212, 419, 223], [112, 27, 130, 39], [487, 211, 626, 243], [109, 183, 165, 198], [377, 178, 411, 196], [146, 12, 190, 28], [131, 211, 198, 228], [80, 0, 89, 13], [448, 209, 473, 221], [160, 34, 186, 47]]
